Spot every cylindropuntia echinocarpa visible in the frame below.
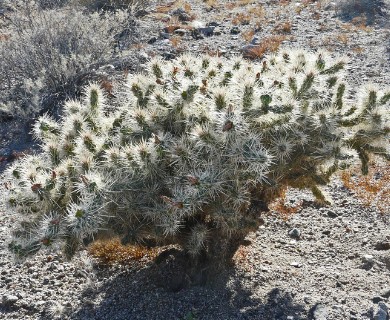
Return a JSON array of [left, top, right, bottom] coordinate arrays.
[[2, 50, 389, 264]]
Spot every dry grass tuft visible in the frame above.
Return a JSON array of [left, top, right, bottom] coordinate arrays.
[[243, 35, 286, 59], [340, 159, 390, 214], [242, 30, 255, 42], [170, 35, 183, 48], [274, 21, 292, 34], [88, 238, 159, 265], [232, 12, 251, 25]]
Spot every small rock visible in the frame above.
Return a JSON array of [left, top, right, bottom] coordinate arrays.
[[290, 261, 302, 268], [380, 288, 390, 299], [213, 27, 222, 36], [230, 26, 240, 34], [174, 29, 187, 36], [311, 303, 328, 320], [327, 210, 338, 218], [311, 304, 328, 320], [2, 294, 18, 305], [159, 32, 170, 40], [191, 29, 204, 40], [198, 26, 214, 37], [207, 21, 219, 27], [171, 8, 191, 22], [373, 296, 384, 304], [375, 241, 390, 251], [251, 36, 260, 45], [288, 228, 301, 239], [148, 36, 157, 44], [363, 255, 374, 264]]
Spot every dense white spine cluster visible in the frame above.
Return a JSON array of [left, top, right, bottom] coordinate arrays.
[[2, 50, 389, 259]]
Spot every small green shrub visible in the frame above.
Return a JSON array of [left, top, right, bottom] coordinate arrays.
[[2, 50, 389, 263]]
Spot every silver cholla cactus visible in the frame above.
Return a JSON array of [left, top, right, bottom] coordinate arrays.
[[2, 50, 389, 260]]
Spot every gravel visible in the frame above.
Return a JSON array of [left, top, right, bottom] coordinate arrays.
[[1, 0, 390, 319]]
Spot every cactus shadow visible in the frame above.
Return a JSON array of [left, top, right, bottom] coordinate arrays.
[[70, 251, 307, 320]]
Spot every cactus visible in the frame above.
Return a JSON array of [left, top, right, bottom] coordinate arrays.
[[2, 51, 389, 263]]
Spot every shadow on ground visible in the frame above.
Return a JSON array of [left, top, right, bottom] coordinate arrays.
[[335, 0, 388, 26], [68, 252, 307, 320]]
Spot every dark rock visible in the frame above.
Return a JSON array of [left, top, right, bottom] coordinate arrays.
[[373, 296, 384, 304], [159, 32, 170, 40], [375, 241, 390, 251], [171, 8, 191, 22], [174, 29, 187, 36], [147, 36, 157, 44], [327, 210, 338, 218], [191, 29, 204, 40], [251, 36, 260, 45], [288, 228, 301, 239], [230, 26, 240, 34], [207, 21, 219, 27], [162, 52, 176, 60], [198, 26, 215, 37], [2, 294, 18, 305], [0, 109, 13, 121]]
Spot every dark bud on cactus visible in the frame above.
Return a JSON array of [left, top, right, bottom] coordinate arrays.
[[41, 238, 52, 246], [222, 120, 234, 132], [187, 175, 199, 185], [31, 184, 42, 192], [262, 61, 267, 72], [80, 175, 89, 185], [50, 218, 60, 225]]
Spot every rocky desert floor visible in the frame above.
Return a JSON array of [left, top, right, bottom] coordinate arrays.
[[1, 0, 390, 319]]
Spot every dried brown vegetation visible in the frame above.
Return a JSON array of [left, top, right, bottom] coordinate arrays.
[[274, 21, 292, 34], [269, 188, 303, 220], [243, 35, 286, 59], [88, 238, 159, 265], [341, 160, 390, 214]]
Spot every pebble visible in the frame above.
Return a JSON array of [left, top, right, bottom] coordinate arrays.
[[373, 296, 384, 304], [174, 29, 187, 36], [288, 228, 301, 239], [230, 26, 240, 34], [374, 241, 390, 251], [380, 288, 390, 299], [362, 254, 374, 264], [2, 294, 18, 305], [312, 304, 328, 320], [290, 262, 302, 268]]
